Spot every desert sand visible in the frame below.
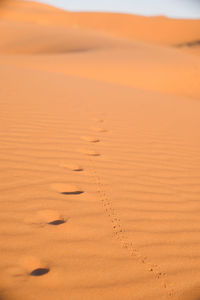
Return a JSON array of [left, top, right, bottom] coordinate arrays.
[[0, 1, 200, 300]]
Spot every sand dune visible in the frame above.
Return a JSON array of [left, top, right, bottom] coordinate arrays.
[[0, 1, 199, 99], [1, 1, 200, 46], [0, 1, 200, 300], [0, 19, 118, 54]]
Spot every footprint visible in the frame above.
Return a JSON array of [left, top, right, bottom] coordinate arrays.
[[81, 149, 100, 156], [48, 220, 65, 226], [81, 136, 100, 143], [18, 256, 50, 277], [93, 118, 104, 123], [30, 268, 50, 277], [92, 127, 107, 133], [52, 183, 84, 195], [37, 210, 67, 226], [59, 163, 83, 172]]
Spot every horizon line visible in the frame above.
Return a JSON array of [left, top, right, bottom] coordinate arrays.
[[28, 0, 200, 20]]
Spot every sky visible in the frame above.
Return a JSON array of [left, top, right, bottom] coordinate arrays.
[[33, 0, 200, 19]]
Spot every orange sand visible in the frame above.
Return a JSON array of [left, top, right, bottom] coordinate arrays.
[[0, 1, 200, 300]]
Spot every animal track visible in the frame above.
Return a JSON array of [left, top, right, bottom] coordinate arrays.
[[92, 169, 174, 296], [52, 183, 84, 195], [86, 118, 174, 298]]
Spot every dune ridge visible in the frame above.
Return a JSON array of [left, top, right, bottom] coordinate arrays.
[[1, 0, 200, 46], [0, 1, 200, 300]]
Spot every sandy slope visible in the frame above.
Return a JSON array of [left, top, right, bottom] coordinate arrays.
[[0, 1, 200, 300], [1, 1, 200, 46]]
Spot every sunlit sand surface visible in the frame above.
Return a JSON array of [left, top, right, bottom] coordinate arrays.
[[0, 1, 200, 300]]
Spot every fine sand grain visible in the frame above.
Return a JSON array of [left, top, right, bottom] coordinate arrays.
[[0, 1, 200, 300]]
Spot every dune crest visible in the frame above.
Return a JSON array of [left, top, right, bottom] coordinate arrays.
[[1, 1, 200, 46]]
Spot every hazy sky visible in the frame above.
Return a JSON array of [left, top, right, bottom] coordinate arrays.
[[33, 0, 200, 19]]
